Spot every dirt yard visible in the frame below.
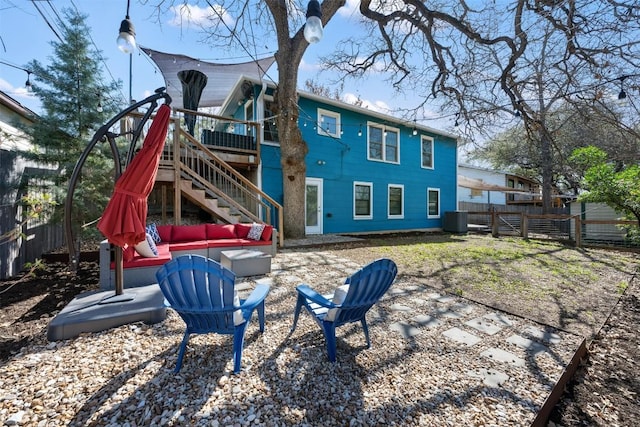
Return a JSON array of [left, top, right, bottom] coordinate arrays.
[[1, 232, 638, 425]]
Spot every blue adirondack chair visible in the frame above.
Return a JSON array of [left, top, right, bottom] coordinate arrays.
[[155, 254, 269, 373], [291, 258, 398, 362]]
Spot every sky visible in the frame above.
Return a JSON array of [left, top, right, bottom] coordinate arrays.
[[0, 0, 451, 131]]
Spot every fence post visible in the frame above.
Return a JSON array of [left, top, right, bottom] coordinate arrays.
[[575, 218, 582, 247], [521, 213, 528, 238], [492, 210, 499, 237]]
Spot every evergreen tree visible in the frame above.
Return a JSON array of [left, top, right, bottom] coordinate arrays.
[[21, 8, 122, 238]]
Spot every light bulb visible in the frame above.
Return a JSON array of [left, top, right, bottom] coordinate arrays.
[[304, 1, 323, 44], [117, 18, 136, 54]]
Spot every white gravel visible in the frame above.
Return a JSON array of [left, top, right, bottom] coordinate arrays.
[[0, 249, 582, 426]]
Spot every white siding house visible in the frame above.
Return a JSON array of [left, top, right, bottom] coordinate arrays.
[[458, 164, 508, 205]]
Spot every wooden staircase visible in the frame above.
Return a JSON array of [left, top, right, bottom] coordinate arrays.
[[152, 109, 283, 246], [179, 178, 239, 224]]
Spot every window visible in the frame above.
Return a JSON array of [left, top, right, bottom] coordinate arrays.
[[367, 123, 399, 163], [470, 188, 483, 198], [317, 108, 341, 138], [507, 178, 515, 202], [244, 101, 254, 137], [421, 136, 434, 168], [354, 181, 373, 219], [264, 98, 279, 143], [388, 184, 404, 219], [427, 188, 440, 218]]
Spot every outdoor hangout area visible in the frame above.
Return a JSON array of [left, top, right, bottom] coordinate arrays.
[[3, 232, 637, 426]]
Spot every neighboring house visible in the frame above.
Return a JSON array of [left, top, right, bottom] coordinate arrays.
[[218, 79, 459, 235], [458, 163, 545, 208], [458, 164, 510, 205], [0, 91, 62, 278]]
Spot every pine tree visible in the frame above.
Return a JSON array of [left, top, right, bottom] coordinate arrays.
[[21, 8, 123, 239]]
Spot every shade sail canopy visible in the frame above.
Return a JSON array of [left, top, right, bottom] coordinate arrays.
[[97, 103, 171, 247], [141, 47, 276, 108]]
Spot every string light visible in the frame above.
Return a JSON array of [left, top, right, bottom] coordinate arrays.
[[618, 76, 627, 100], [116, 0, 136, 54], [25, 71, 33, 92]]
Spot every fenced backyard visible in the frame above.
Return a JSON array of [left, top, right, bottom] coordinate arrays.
[[460, 202, 640, 249]]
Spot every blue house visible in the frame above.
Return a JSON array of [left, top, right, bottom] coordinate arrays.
[[214, 78, 459, 235]]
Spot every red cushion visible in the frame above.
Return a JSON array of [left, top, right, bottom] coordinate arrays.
[[172, 224, 206, 242], [261, 224, 273, 241], [112, 244, 171, 269], [234, 223, 252, 238], [168, 240, 209, 252], [206, 224, 236, 239], [156, 225, 173, 242]]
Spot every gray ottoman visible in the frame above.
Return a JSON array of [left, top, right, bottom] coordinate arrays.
[[220, 249, 272, 277]]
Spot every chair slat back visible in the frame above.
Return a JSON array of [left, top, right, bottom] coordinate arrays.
[[156, 255, 239, 334], [335, 258, 397, 323]]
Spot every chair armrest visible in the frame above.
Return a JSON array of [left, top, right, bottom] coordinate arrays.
[[240, 283, 270, 312], [296, 284, 336, 308]]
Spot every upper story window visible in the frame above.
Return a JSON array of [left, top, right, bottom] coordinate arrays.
[[317, 108, 341, 138], [264, 98, 279, 143], [421, 136, 434, 169], [244, 101, 254, 137], [368, 123, 399, 163]]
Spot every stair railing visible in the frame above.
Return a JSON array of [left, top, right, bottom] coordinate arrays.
[[165, 112, 283, 246]]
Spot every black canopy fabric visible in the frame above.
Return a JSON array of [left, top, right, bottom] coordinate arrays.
[[141, 46, 275, 108], [178, 69, 208, 135]]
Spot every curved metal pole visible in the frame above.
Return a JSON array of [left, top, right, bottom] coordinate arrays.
[[65, 88, 171, 271], [126, 98, 157, 167]]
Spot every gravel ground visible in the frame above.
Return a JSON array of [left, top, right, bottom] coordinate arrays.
[[1, 248, 585, 426]]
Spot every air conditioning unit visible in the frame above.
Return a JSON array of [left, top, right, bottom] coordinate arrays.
[[443, 211, 468, 233]]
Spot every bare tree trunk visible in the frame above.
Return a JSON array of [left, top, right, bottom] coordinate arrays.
[[539, 130, 553, 213], [273, 46, 307, 239]]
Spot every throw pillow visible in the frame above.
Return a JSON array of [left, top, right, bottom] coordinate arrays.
[[247, 223, 266, 241], [325, 284, 350, 322], [146, 223, 161, 243], [234, 223, 252, 238], [260, 224, 273, 241], [134, 233, 159, 258]]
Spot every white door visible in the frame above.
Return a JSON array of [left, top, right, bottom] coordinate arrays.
[[305, 177, 323, 235]]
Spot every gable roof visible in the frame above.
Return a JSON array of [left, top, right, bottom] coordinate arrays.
[[222, 76, 459, 141], [0, 90, 38, 122]]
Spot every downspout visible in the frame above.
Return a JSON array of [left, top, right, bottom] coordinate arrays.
[[255, 81, 268, 222], [256, 81, 268, 193]]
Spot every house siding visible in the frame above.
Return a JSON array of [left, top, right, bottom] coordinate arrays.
[[259, 95, 458, 234], [0, 92, 64, 278]]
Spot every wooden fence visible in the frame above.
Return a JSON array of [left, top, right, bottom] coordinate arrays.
[[466, 209, 640, 249]]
